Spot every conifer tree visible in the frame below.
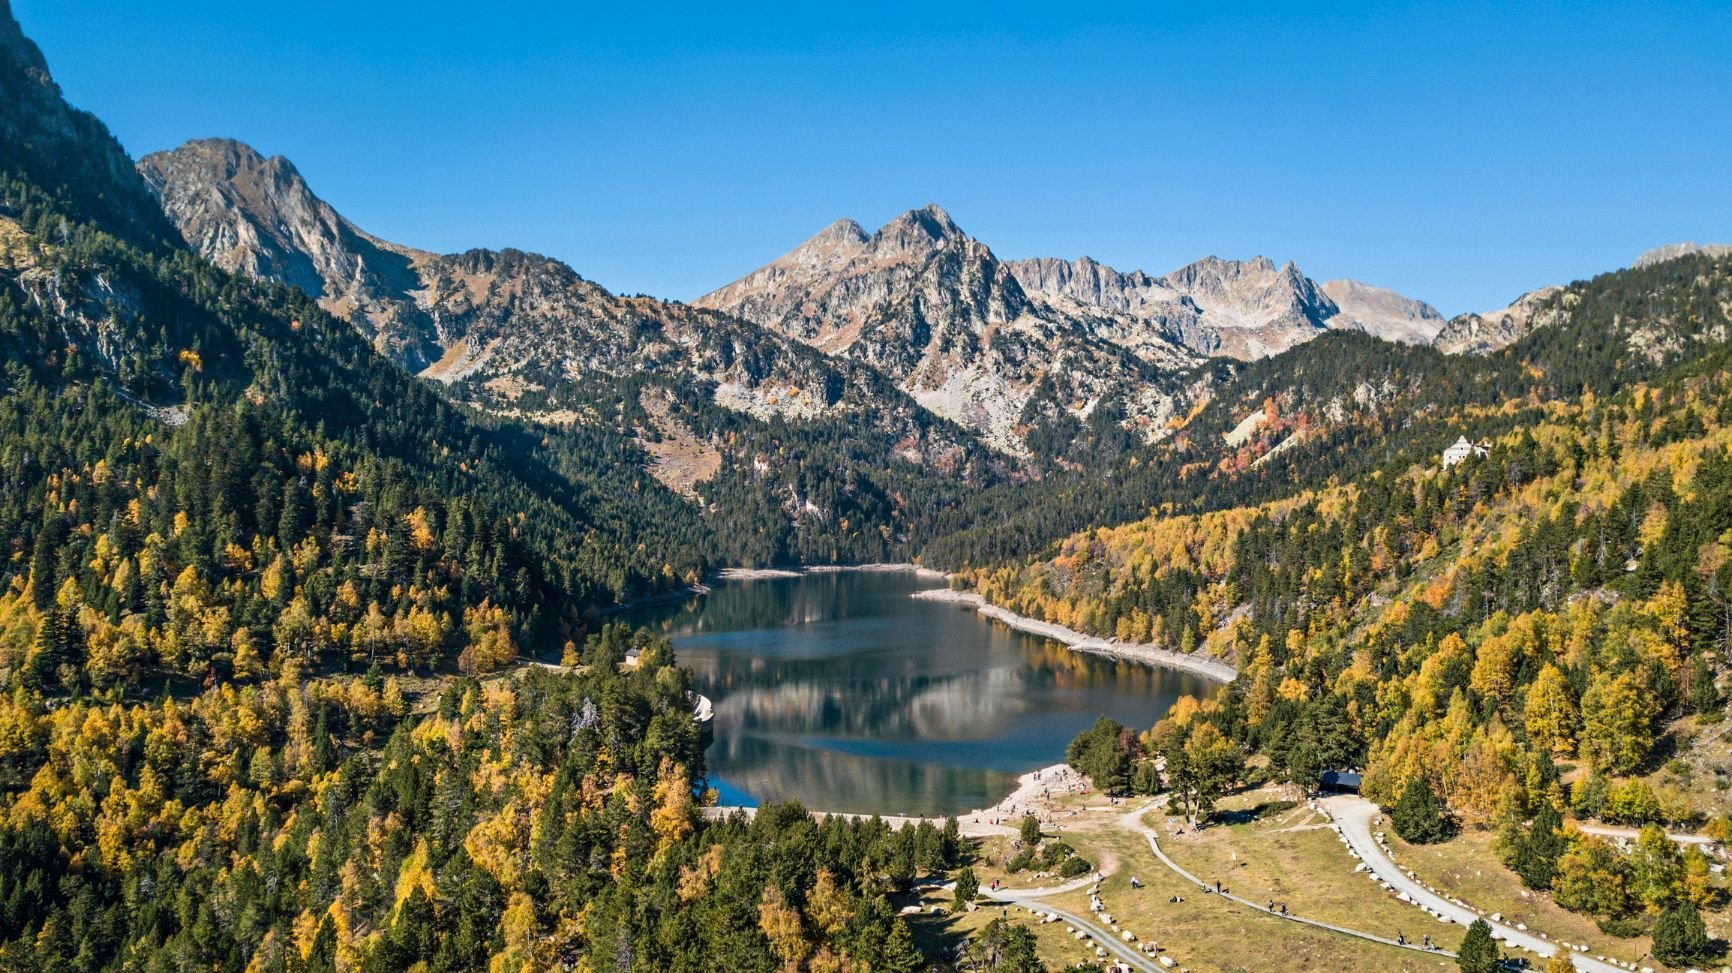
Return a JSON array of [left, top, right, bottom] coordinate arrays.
[[952, 866, 979, 913], [1391, 778, 1454, 844], [1456, 919, 1501, 973], [1651, 901, 1712, 966]]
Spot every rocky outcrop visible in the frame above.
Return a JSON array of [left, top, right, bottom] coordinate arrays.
[[1319, 278, 1446, 346], [137, 140, 988, 473], [1431, 286, 1566, 355], [1010, 254, 1445, 358], [1156, 255, 1340, 358], [1634, 241, 1732, 268], [698, 207, 1196, 452], [140, 139, 439, 367]]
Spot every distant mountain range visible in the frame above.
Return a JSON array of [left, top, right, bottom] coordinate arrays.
[[697, 207, 1459, 366], [137, 141, 1727, 458], [140, 140, 898, 424], [691, 204, 1197, 451]]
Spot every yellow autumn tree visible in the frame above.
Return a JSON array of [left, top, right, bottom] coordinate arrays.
[[757, 885, 810, 973], [1524, 664, 1579, 757]]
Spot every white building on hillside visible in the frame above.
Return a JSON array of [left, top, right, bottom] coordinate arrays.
[[1442, 435, 1489, 468]]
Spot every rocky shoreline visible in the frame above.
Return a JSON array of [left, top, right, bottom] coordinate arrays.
[[609, 563, 950, 613], [721, 563, 950, 581], [913, 589, 1237, 683]]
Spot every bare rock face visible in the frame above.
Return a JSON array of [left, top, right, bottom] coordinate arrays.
[[140, 139, 438, 368], [1634, 242, 1732, 268], [1006, 256, 1207, 354], [1319, 278, 1447, 346], [0, 2, 173, 250], [1008, 254, 1445, 359], [1158, 255, 1340, 358], [1432, 286, 1567, 355], [697, 207, 1197, 452], [137, 140, 939, 441]]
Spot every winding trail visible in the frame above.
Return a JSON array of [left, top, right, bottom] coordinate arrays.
[[1576, 821, 1718, 849], [981, 881, 1162, 973], [1323, 796, 1624, 973], [1124, 800, 1459, 962]]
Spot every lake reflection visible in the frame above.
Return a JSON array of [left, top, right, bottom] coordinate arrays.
[[621, 571, 1211, 816]]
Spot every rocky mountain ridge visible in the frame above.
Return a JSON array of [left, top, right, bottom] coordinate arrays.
[[0, 4, 175, 251], [136, 141, 1728, 461], [696, 205, 1199, 452], [138, 139, 976, 468], [701, 211, 1464, 416], [1431, 285, 1570, 355], [1634, 241, 1732, 268], [1318, 277, 1448, 346], [140, 139, 438, 367], [1008, 253, 1451, 356], [1426, 241, 1732, 355]]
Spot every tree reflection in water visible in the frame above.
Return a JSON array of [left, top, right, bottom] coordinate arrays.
[[623, 572, 1213, 816]]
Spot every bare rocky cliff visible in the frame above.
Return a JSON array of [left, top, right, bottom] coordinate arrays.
[[140, 139, 439, 367], [1009, 255, 1447, 357], [1431, 286, 1568, 355], [138, 139, 948, 442], [697, 206, 1197, 452], [1319, 278, 1447, 346]]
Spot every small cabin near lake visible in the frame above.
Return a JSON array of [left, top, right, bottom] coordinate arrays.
[[1320, 770, 1363, 794]]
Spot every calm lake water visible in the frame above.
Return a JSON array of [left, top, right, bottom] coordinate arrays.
[[620, 571, 1212, 816]]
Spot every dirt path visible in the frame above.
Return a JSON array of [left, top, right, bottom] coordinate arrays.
[[1123, 798, 1461, 963], [1324, 796, 1622, 973], [980, 877, 1158, 973]]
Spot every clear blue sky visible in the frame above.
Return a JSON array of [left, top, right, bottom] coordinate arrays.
[[16, 1, 1732, 315]]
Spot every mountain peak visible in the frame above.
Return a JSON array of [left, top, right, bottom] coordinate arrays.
[[874, 204, 963, 253], [1318, 278, 1445, 345], [811, 217, 869, 246], [0, 1, 48, 76], [1634, 241, 1732, 269], [137, 138, 444, 364], [144, 138, 306, 190]]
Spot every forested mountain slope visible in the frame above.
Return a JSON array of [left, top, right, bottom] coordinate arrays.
[[139, 139, 1010, 567], [971, 254, 1732, 855], [0, 6, 959, 970], [920, 253, 1732, 572], [0, 1, 720, 675]]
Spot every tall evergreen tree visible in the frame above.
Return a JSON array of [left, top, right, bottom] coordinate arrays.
[[1391, 778, 1455, 844], [1651, 901, 1713, 966], [1456, 919, 1501, 973]]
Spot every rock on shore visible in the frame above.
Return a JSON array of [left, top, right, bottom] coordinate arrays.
[[913, 589, 1236, 683]]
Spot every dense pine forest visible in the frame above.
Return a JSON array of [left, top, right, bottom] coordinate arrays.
[[1002, 277, 1732, 944], [0, 12, 982, 969]]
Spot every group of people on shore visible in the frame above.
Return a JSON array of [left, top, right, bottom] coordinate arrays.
[[972, 764, 1089, 828]]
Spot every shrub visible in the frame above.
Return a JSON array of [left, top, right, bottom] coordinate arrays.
[[1594, 915, 1646, 938], [1391, 778, 1455, 844], [1019, 814, 1042, 846], [1651, 902, 1714, 966], [1456, 919, 1500, 973]]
